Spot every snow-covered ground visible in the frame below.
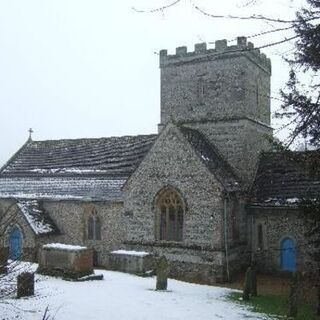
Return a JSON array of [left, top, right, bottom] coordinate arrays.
[[1, 263, 272, 320]]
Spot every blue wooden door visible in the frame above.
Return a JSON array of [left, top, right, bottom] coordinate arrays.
[[281, 238, 296, 272], [9, 227, 22, 260]]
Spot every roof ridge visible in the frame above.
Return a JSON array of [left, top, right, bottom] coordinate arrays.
[[30, 133, 157, 143]]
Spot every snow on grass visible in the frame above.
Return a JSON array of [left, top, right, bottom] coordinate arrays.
[[0, 263, 273, 320]]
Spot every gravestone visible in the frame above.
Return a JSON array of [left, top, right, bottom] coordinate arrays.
[[243, 266, 252, 301], [251, 260, 258, 297], [156, 256, 169, 290], [0, 248, 8, 274], [288, 272, 299, 317], [17, 272, 34, 298]]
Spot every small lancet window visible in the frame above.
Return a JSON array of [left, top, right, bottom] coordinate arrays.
[[87, 213, 101, 241]]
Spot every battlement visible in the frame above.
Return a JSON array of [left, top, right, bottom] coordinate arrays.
[[160, 37, 271, 74]]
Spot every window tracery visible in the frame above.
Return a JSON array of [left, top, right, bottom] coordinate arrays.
[[156, 188, 184, 241]]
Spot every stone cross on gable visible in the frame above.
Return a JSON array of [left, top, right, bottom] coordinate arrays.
[[28, 128, 33, 141]]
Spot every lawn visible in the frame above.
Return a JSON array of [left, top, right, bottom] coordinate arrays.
[[228, 292, 320, 320], [0, 263, 276, 320]]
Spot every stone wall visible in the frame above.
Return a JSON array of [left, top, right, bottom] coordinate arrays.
[[160, 38, 271, 127], [38, 201, 124, 266], [123, 124, 248, 282], [186, 119, 272, 184], [0, 200, 36, 261], [124, 124, 225, 248], [159, 38, 272, 184], [248, 207, 315, 276], [0, 199, 124, 266]]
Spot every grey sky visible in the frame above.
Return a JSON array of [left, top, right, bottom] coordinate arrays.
[[0, 0, 301, 165]]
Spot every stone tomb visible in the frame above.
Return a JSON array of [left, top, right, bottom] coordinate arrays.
[[38, 243, 93, 279], [108, 250, 154, 276]]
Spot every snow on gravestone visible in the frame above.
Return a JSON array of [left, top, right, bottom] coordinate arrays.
[[38, 243, 93, 279], [0, 247, 8, 274]]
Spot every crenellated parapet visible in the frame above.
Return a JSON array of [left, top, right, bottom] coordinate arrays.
[[160, 36, 271, 74]]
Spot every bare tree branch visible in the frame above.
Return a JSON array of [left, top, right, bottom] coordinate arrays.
[[132, 0, 182, 13], [192, 1, 320, 24]]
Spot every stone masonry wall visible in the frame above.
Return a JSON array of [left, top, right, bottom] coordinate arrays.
[[186, 119, 272, 183], [160, 38, 271, 126], [248, 208, 315, 276], [123, 124, 241, 282], [0, 199, 36, 260], [39, 201, 124, 266], [124, 124, 225, 249], [0, 199, 124, 267]]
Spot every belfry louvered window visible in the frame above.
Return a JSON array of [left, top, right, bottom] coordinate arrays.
[[156, 188, 184, 241]]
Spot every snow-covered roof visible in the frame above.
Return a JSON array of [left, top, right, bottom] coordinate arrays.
[[250, 151, 320, 207], [0, 135, 157, 201], [0, 177, 126, 201], [17, 200, 59, 236], [1, 135, 157, 176]]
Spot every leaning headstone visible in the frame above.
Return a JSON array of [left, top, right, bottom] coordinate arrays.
[[156, 256, 169, 290], [0, 248, 8, 274], [17, 272, 34, 298], [288, 272, 299, 318], [243, 266, 252, 301]]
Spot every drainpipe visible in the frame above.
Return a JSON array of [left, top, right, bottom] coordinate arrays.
[[251, 215, 255, 262], [223, 196, 230, 281]]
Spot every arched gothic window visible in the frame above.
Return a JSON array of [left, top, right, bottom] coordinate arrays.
[[88, 214, 101, 240], [156, 188, 184, 242]]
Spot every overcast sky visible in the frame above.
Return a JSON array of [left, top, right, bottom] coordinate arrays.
[[0, 0, 302, 165]]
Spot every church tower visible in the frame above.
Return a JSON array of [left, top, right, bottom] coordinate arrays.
[[158, 37, 273, 184]]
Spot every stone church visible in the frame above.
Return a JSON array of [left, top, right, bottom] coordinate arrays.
[[0, 37, 318, 283]]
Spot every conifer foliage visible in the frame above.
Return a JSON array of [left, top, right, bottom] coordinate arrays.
[[279, 0, 320, 147]]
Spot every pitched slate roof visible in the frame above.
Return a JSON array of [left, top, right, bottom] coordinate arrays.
[[1, 135, 157, 176], [17, 200, 59, 236], [251, 151, 320, 206], [180, 126, 241, 192], [0, 177, 126, 201], [0, 135, 157, 201]]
